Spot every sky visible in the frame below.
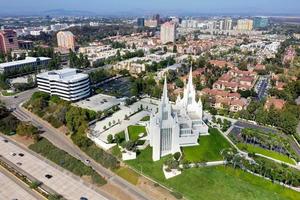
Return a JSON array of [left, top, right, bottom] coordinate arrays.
[[1, 0, 300, 16]]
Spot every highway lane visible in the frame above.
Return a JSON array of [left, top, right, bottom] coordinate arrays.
[[1, 89, 151, 200], [0, 166, 44, 200], [0, 135, 111, 200]]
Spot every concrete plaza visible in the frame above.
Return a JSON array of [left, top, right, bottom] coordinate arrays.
[[91, 98, 159, 143]]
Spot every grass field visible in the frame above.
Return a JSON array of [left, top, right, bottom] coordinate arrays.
[[126, 147, 300, 200], [237, 143, 296, 165], [114, 167, 140, 185], [128, 125, 146, 141], [140, 116, 150, 121], [182, 128, 232, 162]]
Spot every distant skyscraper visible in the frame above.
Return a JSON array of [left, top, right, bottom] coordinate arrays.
[[160, 22, 176, 44], [219, 20, 224, 30], [237, 19, 253, 31], [0, 30, 18, 54], [207, 21, 217, 30], [253, 17, 269, 29], [224, 18, 233, 30], [137, 18, 145, 27], [154, 14, 160, 24], [57, 31, 75, 51]]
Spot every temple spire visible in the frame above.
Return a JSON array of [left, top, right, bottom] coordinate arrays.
[[162, 76, 168, 103], [187, 67, 193, 91]]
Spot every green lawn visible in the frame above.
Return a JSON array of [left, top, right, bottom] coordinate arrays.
[[111, 145, 122, 159], [128, 125, 146, 141], [114, 167, 140, 185], [140, 116, 150, 121], [126, 147, 300, 200], [237, 143, 296, 165], [182, 128, 232, 162]]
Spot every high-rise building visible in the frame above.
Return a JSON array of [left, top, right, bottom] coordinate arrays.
[[153, 14, 160, 24], [253, 17, 269, 29], [57, 31, 75, 51], [219, 20, 224, 30], [207, 20, 217, 30], [0, 30, 18, 54], [137, 18, 145, 27], [237, 19, 253, 31], [148, 69, 208, 161], [224, 18, 233, 30], [160, 22, 176, 44]]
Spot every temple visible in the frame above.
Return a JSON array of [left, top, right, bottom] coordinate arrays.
[[148, 68, 209, 161]]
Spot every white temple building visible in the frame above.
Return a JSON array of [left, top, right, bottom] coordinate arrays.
[[148, 68, 209, 161]]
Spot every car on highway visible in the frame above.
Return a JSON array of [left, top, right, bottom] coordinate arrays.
[[45, 174, 53, 179], [84, 159, 91, 165], [10, 152, 16, 156]]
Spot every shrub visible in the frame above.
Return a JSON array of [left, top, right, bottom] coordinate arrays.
[[173, 152, 181, 161]]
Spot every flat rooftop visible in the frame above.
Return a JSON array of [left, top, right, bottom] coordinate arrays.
[[37, 68, 89, 83], [0, 57, 51, 69]]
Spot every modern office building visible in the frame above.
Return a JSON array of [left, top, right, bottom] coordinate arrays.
[[160, 22, 177, 44], [148, 68, 208, 161], [224, 18, 233, 30], [253, 17, 269, 29], [0, 57, 51, 76], [57, 31, 75, 51], [0, 30, 19, 54], [37, 68, 90, 101], [137, 18, 145, 27], [237, 19, 254, 31]]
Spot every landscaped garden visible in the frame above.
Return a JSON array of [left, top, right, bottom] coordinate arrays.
[[29, 138, 107, 186], [237, 143, 296, 164], [230, 128, 299, 164], [182, 128, 232, 162], [126, 146, 300, 200]]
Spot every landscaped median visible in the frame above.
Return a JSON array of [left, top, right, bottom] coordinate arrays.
[[29, 138, 107, 186]]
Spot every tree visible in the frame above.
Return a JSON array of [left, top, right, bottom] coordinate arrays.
[[175, 78, 184, 88], [173, 152, 181, 161], [16, 122, 39, 138], [107, 134, 114, 144]]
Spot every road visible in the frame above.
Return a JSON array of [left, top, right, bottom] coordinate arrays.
[[0, 88, 151, 200], [255, 76, 270, 101], [0, 166, 44, 200], [0, 135, 110, 200]]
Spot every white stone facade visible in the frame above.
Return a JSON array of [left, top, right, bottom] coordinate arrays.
[[149, 68, 208, 161]]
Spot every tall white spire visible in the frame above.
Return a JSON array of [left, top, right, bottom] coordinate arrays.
[[162, 76, 169, 103], [186, 67, 194, 93]]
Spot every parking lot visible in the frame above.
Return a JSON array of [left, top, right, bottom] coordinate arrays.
[[255, 76, 270, 100], [74, 93, 121, 112], [0, 136, 108, 200], [229, 120, 278, 138], [0, 170, 40, 200]]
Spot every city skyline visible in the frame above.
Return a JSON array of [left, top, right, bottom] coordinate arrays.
[[1, 0, 300, 16]]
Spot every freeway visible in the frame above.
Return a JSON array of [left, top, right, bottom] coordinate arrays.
[[0, 89, 151, 200], [0, 166, 44, 200], [0, 135, 110, 200]]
